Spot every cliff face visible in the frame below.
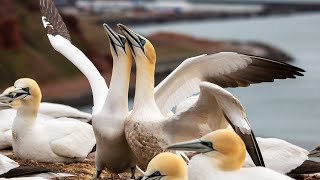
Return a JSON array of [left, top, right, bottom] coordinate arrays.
[[0, 1, 112, 89]]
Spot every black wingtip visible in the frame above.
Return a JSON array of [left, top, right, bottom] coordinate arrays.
[[223, 112, 265, 167], [39, 0, 72, 42]]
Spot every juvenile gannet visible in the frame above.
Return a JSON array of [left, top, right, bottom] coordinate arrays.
[[118, 24, 304, 170], [39, 0, 136, 177], [141, 152, 188, 180], [0, 78, 96, 162], [168, 129, 294, 180], [0, 153, 74, 179]]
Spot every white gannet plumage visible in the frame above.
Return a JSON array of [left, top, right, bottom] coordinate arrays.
[[39, 0, 136, 177], [0, 87, 92, 150], [176, 95, 309, 174], [0, 78, 95, 162], [118, 24, 305, 170], [168, 129, 294, 180], [40, 0, 108, 114]]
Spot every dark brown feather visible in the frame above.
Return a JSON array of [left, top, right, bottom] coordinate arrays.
[[0, 166, 54, 178], [204, 54, 304, 88], [39, 0, 71, 42]]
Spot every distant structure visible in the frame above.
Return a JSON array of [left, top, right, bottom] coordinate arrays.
[[54, 0, 77, 7]]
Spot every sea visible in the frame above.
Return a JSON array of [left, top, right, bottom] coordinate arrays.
[[84, 13, 320, 150]]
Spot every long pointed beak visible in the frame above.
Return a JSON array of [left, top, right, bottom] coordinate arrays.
[[117, 24, 145, 55], [103, 23, 126, 56], [0, 88, 29, 103], [0, 102, 12, 110], [167, 139, 214, 153]]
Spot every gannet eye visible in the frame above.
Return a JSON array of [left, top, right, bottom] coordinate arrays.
[[140, 38, 146, 46], [22, 87, 30, 93], [120, 36, 126, 45], [201, 141, 213, 148], [149, 171, 162, 178]]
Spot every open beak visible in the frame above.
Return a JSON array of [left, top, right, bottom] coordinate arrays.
[[103, 23, 126, 56], [117, 24, 145, 55], [167, 139, 214, 153], [0, 87, 29, 104]]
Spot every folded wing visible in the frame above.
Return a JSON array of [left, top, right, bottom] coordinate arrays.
[[163, 82, 264, 166]]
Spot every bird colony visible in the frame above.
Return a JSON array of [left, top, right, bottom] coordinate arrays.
[[0, 0, 318, 179]]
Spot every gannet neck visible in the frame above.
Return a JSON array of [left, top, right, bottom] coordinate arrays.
[[103, 55, 132, 114], [133, 59, 158, 111], [47, 35, 108, 114], [15, 104, 39, 125]]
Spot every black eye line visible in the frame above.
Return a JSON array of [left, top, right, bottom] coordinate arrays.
[[201, 141, 214, 149], [121, 27, 145, 53]]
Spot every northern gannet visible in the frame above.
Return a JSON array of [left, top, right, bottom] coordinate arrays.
[[0, 153, 73, 179], [141, 152, 188, 180], [0, 78, 96, 162], [117, 24, 304, 170], [167, 129, 294, 180], [176, 95, 310, 175], [39, 0, 136, 177], [0, 87, 91, 150], [1, 86, 91, 122]]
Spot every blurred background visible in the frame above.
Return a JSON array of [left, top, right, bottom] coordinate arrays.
[[0, 0, 319, 150]]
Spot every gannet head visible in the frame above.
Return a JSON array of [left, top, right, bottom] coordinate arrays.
[[103, 23, 132, 62], [167, 129, 246, 171], [0, 78, 42, 108], [117, 24, 156, 65], [141, 152, 188, 180]]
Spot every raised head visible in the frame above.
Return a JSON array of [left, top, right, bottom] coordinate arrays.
[[141, 152, 188, 180], [117, 24, 156, 66], [103, 23, 132, 63], [167, 129, 246, 171], [0, 78, 42, 108]]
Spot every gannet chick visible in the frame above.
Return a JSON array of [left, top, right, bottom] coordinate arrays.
[[39, 0, 136, 177], [168, 129, 294, 180], [117, 24, 304, 170], [0, 78, 95, 162], [141, 152, 188, 180]]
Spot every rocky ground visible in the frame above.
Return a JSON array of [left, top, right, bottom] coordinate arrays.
[[1, 149, 319, 180]]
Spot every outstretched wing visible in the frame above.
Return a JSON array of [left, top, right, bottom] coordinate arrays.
[[155, 52, 304, 114], [40, 0, 71, 42], [163, 82, 265, 166], [39, 0, 108, 113]]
